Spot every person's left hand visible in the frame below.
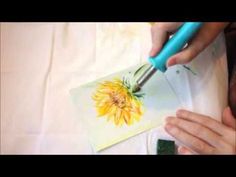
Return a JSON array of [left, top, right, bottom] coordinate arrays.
[[164, 107, 236, 154]]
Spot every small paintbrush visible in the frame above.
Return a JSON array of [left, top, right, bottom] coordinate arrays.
[[132, 22, 203, 93]]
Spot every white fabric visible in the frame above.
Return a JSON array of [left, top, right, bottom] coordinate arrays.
[[0, 23, 228, 154]]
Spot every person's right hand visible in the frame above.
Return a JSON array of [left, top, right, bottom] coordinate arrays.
[[149, 22, 229, 68]]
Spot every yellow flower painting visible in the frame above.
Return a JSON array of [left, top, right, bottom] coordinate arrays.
[[92, 78, 144, 126], [70, 63, 181, 152]]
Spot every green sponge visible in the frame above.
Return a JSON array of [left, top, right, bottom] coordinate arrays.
[[157, 139, 176, 155]]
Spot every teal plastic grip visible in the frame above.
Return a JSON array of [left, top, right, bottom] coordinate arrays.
[[149, 22, 203, 72]]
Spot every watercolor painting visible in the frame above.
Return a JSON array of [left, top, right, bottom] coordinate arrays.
[[91, 64, 150, 126], [92, 78, 144, 126], [70, 63, 181, 152]]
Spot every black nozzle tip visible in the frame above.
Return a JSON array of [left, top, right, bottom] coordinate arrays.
[[132, 85, 141, 93]]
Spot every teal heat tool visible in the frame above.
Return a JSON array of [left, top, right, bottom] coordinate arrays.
[[132, 22, 203, 92]]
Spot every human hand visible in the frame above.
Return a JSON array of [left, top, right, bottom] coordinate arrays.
[[150, 22, 229, 67], [164, 107, 236, 154]]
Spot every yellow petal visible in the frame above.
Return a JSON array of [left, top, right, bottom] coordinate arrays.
[[107, 105, 117, 122], [97, 102, 114, 116], [122, 110, 131, 124], [118, 112, 124, 125], [114, 108, 121, 125]]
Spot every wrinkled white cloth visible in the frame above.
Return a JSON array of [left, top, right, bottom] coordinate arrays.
[[1, 23, 228, 154]]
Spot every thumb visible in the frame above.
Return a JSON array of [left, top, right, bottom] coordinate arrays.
[[222, 107, 236, 130], [166, 22, 229, 68], [166, 41, 203, 67]]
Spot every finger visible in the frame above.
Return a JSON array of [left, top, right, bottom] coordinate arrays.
[[149, 23, 182, 57], [178, 146, 195, 155], [222, 107, 236, 145], [167, 22, 229, 67], [176, 109, 230, 136], [166, 117, 229, 150], [158, 22, 183, 31], [167, 27, 208, 67], [165, 123, 215, 154], [167, 40, 203, 67], [222, 107, 236, 129], [149, 27, 167, 57]]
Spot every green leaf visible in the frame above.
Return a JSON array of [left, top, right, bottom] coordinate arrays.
[[183, 65, 197, 75], [133, 63, 150, 78], [133, 92, 145, 97]]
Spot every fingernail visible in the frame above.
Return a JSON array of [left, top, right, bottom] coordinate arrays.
[[167, 57, 177, 67], [178, 146, 186, 153], [165, 123, 171, 130], [165, 117, 172, 122], [149, 51, 154, 57], [165, 123, 178, 134], [149, 48, 157, 57], [176, 109, 184, 117], [227, 106, 232, 114], [165, 123, 174, 132]]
